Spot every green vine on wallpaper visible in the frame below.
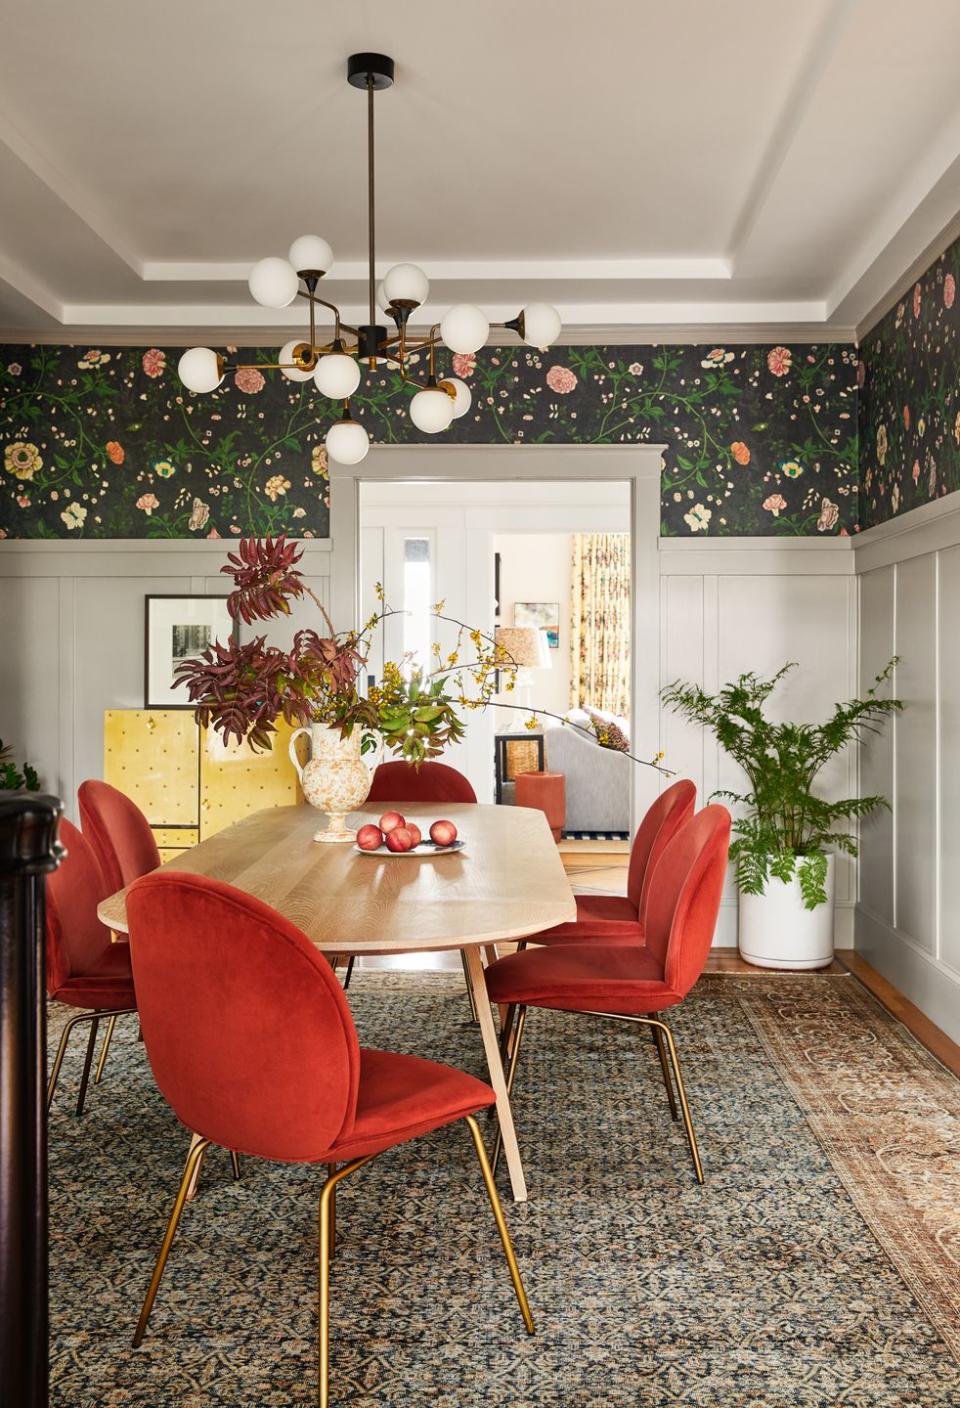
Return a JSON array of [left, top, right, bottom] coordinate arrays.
[[1, 340, 859, 539]]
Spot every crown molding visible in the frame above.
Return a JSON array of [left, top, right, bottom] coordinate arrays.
[[855, 207, 960, 343], [0, 321, 858, 348]]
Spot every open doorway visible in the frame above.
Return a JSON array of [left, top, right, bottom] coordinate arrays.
[[358, 478, 631, 840]]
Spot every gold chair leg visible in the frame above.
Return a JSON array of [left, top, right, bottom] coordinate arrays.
[[317, 1155, 376, 1408], [75, 1016, 101, 1116], [657, 1021, 704, 1185], [132, 1136, 211, 1347], [230, 1151, 242, 1181], [464, 1114, 535, 1335], [94, 1013, 119, 1086], [326, 1164, 337, 1259], [46, 1010, 97, 1111], [491, 1004, 528, 1178], [651, 1015, 679, 1122]]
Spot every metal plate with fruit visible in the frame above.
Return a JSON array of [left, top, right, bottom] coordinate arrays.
[[354, 813, 464, 857]]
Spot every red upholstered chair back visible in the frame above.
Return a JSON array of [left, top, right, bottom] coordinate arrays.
[[125, 872, 361, 1162], [643, 804, 731, 997], [367, 760, 478, 804], [78, 779, 161, 894], [45, 819, 115, 995], [627, 779, 698, 914]]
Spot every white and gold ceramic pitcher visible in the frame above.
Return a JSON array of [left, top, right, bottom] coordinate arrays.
[[289, 723, 380, 843]]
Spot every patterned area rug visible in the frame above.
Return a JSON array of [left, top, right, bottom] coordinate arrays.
[[48, 972, 960, 1407]]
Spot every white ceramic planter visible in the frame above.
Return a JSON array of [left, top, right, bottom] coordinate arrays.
[[738, 853, 835, 970]]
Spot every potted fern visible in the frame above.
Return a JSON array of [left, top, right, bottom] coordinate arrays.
[[661, 661, 901, 968]]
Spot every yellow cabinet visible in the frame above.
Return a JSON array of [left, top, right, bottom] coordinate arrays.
[[103, 710, 303, 851]]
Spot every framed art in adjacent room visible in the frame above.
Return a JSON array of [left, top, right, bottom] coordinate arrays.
[[144, 595, 236, 707], [514, 600, 560, 649]]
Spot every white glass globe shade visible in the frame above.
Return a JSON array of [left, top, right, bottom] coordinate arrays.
[[313, 353, 361, 399], [279, 340, 314, 383], [325, 417, 370, 465], [377, 281, 391, 314], [439, 377, 471, 418], [410, 386, 455, 434], [520, 302, 562, 348], [382, 262, 429, 307], [440, 304, 489, 355], [288, 234, 333, 274], [178, 347, 223, 394], [248, 256, 299, 309]]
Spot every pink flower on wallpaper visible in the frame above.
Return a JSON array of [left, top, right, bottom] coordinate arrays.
[[912, 459, 921, 484], [451, 352, 476, 379], [762, 494, 787, 517], [234, 367, 266, 394], [546, 365, 577, 394], [945, 273, 956, 309], [817, 498, 839, 532], [142, 348, 167, 379], [766, 346, 792, 377], [903, 405, 910, 430], [136, 493, 160, 516], [856, 359, 866, 389], [913, 282, 922, 318], [207, 528, 221, 539]]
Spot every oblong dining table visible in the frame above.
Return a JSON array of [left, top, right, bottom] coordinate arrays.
[[97, 801, 576, 1202]]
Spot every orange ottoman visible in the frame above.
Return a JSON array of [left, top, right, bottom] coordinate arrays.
[[514, 771, 566, 842]]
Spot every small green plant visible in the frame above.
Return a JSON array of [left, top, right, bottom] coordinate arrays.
[[0, 738, 40, 791], [661, 660, 902, 908]]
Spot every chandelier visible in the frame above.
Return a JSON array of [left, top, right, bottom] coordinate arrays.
[[177, 52, 561, 465]]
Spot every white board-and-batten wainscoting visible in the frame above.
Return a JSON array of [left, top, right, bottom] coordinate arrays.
[[2, 526, 856, 954], [854, 494, 960, 1046]]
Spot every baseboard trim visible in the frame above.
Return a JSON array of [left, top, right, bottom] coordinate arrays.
[[854, 905, 960, 1046]]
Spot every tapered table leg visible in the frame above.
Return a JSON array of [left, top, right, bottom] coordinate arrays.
[[463, 945, 528, 1203]]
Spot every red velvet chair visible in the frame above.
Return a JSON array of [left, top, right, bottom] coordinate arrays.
[[367, 759, 478, 804], [78, 778, 161, 894], [485, 804, 731, 1184], [124, 871, 533, 1406], [529, 778, 697, 947], [45, 819, 138, 1115]]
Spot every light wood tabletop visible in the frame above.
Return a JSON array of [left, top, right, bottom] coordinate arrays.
[[98, 801, 576, 1202]]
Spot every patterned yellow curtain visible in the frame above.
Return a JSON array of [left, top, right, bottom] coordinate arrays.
[[569, 533, 631, 716]]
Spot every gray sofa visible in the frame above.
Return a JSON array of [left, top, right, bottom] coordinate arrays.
[[542, 723, 631, 833]]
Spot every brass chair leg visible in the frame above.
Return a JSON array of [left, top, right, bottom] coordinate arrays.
[[230, 1151, 242, 1181], [94, 1013, 119, 1086], [491, 1005, 528, 1178], [46, 1010, 97, 1111], [75, 1016, 101, 1116], [342, 956, 355, 990], [326, 1163, 337, 1259], [657, 1021, 704, 1184], [651, 1015, 679, 1122], [460, 949, 479, 1022], [132, 1137, 211, 1347], [464, 1114, 535, 1335], [317, 1154, 376, 1408]]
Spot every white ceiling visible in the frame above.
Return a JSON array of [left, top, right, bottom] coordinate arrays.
[[1, 0, 959, 339]]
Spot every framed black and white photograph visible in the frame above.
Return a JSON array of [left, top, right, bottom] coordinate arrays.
[[144, 595, 236, 707]]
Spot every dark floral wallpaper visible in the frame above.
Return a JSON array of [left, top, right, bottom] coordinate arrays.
[[0, 341, 858, 539], [858, 234, 960, 528]]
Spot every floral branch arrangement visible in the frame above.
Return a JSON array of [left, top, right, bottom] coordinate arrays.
[[661, 660, 902, 907], [176, 535, 672, 773], [0, 738, 39, 791]]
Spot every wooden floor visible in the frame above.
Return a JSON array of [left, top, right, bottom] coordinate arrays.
[[355, 841, 960, 1073]]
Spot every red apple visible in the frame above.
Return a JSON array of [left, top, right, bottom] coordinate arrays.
[[386, 825, 415, 853], [379, 810, 406, 834], [405, 822, 422, 848], [430, 819, 458, 847], [356, 823, 384, 851]]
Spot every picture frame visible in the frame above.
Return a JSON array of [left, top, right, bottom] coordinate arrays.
[[144, 595, 237, 708], [514, 600, 560, 650]]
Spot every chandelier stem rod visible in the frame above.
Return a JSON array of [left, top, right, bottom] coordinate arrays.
[[367, 73, 376, 337]]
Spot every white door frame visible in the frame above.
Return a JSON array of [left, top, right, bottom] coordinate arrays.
[[328, 443, 668, 829]]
